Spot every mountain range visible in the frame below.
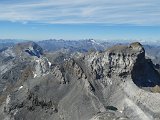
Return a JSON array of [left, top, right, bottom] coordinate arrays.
[[0, 40, 159, 120]]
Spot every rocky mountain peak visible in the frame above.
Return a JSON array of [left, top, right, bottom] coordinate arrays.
[[86, 42, 146, 79], [107, 42, 144, 56], [129, 42, 144, 51], [14, 41, 43, 58]]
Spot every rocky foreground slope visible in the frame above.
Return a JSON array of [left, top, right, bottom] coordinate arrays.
[[0, 42, 160, 120]]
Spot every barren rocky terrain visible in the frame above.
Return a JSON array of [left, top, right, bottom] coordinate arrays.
[[0, 41, 159, 120]]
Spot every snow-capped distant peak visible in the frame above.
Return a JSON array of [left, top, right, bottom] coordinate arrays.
[[90, 39, 96, 43]]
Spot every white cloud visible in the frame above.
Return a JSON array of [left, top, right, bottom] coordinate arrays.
[[0, 0, 160, 25]]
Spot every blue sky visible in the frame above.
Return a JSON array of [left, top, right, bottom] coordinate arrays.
[[0, 0, 160, 41]]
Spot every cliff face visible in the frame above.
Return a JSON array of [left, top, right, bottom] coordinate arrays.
[[86, 42, 145, 78], [86, 42, 160, 88], [0, 42, 160, 120]]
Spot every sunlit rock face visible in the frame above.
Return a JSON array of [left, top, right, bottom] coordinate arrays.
[[86, 42, 145, 80]]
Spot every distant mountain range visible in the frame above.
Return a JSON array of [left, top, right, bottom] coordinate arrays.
[[0, 39, 160, 64]]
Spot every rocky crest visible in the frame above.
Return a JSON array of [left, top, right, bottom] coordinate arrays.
[[14, 42, 43, 58], [86, 42, 145, 79], [85, 42, 160, 87]]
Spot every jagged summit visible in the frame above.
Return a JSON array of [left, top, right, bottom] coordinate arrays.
[[14, 41, 43, 58], [87, 42, 160, 88], [129, 42, 143, 49], [107, 42, 144, 55], [0, 41, 43, 59], [86, 42, 146, 80]]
